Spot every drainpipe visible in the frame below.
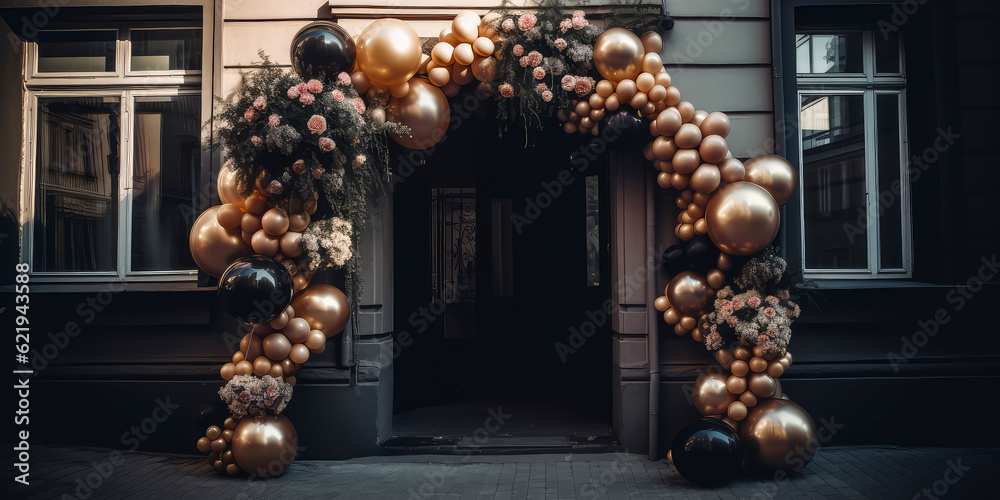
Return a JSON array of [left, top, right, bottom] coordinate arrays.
[[646, 165, 660, 461]]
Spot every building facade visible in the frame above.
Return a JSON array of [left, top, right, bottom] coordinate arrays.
[[1, 0, 997, 459]]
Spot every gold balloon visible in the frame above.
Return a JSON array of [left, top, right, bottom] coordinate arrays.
[[714, 348, 735, 370], [666, 271, 713, 317], [290, 284, 351, 337], [690, 164, 721, 194], [705, 181, 780, 256], [262, 333, 292, 361], [470, 55, 498, 82], [216, 203, 244, 230], [640, 31, 663, 54], [718, 157, 747, 184], [744, 154, 798, 206], [739, 399, 817, 472], [593, 28, 644, 82], [217, 166, 244, 208], [261, 208, 289, 236], [387, 78, 451, 150], [189, 206, 252, 277], [356, 18, 422, 87], [730, 360, 749, 377], [748, 371, 777, 398], [692, 372, 739, 416], [231, 415, 297, 477]]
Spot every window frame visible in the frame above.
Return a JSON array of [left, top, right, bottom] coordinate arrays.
[[795, 27, 912, 280], [17, 3, 214, 284]]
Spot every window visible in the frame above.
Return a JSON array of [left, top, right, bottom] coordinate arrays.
[[21, 17, 204, 281], [796, 28, 910, 278]]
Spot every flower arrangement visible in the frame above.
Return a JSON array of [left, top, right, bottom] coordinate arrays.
[[218, 374, 293, 418], [489, 1, 603, 128], [301, 217, 354, 271], [702, 247, 801, 359]]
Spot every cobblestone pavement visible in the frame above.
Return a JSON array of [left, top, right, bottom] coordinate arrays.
[[4, 446, 998, 499]]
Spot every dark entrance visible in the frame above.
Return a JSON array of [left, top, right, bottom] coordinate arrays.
[[391, 100, 614, 451]]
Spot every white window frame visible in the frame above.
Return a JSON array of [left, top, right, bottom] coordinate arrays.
[[796, 28, 912, 280], [18, 4, 213, 283]]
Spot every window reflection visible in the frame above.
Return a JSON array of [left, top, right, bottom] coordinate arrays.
[[796, 33, 864, 74]]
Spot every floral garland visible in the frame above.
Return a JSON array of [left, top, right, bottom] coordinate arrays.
[[218, 374, 293, 418]]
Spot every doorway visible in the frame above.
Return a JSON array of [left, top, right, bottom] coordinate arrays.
[[391, 100, 615, 451]]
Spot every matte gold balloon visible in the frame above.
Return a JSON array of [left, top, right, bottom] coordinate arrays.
[[289, 343, 310, 364], [727, 375, 747, 394], [701, 111, 732, 137], [604, 94, 620, 111], [714, 348, 735, 370], [672, 149, 701, 175], [231, 415, 297, 477], [218, 167, 245, 208], [596, 79, 614, 98], [665, 86, 681, 105], [699, 135, 729, 165], [706, 181, 780, 255], [651, 136, 677, 161], [235, 360, 253, 376], [243, 191, 268, 216], [655, 107, 683, 137], [690, 164, 721, 194], [220, 363, 236, 381], [663, 309, 679, 325], [268, 363, 284, 379], [748, 372, 777, 398], [733, 346, 752, 361], [431, 42, 455, 66], [740, 399, 817, 472], [636, 72, 655, 92], [251, 230, 280, 257], [615, 79, 637, 102], [388, 78, 451, 149], [693, 372, 739, 416], [767, 361, 785, 378], [744, 154, 798, 206], [263, 333, 292, 361], [674, 123, 703, 149], [654, 296, 670, 312], [740, 390, 759, 408], [641, 52, 663, 75], [233, 351, 246, 364], [647, 84, 667, 104], [666, 271, 713, 317], [728, 400, 749, 421], [211, 437, 227, 453], [305, 329, 327, 351], [197, 436, 211, 453], [593, 28, 644, 82], [452, 17, 479, 44], [356, 18, 422, 87], [749, 357, 768, 373], [454, 43, 475, 66], [206, 425, 222, 441], [190, 206, 252, 277], [718, 158, 747, 184], [679, 315, 697, 331], [351, 71, 371, 93], [252, 356, 271, 376], [629, 92, 648, 110], [640, 31, 663, 53], [470, 55, 498, 82], [278, 232, 302, 258], [730, 360, 750, 377], [290, 284, 351, 337], [217, 203, 244, 230], [451, 64, 474, 85], [282, 317, 311, 344], [472, 37, 494, 57], [261, 208, 289, 236]]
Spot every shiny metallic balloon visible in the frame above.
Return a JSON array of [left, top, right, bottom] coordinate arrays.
[[705, 181, 780, 256], [290, 284, 351, 337], [217, 166, 245, 208], [290, 21, 357, 81], [190, 206, 252, 278], [743, 154, 798, 206], [666, 271, 713, 317], [231, 415, 298, 477], [593, 28, 644, 82], [387, 78, 451, 149], [356, 19, 422, 87], [739, 399, 817, 472], [693, 372, 739, 416]]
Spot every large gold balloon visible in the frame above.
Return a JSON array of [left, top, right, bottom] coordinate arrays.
[[744, 154, 798, 206], [666, 271, 713, 317], [231, 415, 297, 477], [189, 206, 252, 277], [739, 399, 817, 472], [593, 28, 644, 82], [387, 78, 451, 149], [355, 18, 422, 87], [705, 181, 780, 256], [290, 284, 350, 337], [692, 372, 739, 416]]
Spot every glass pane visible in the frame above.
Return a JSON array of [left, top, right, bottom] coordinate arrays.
[[37, 31, 116, 73], [585, 175, 600, 286], [876, 94, 904, 270], [875, 31, 901, 74], [801, 94, 868, 270], [795, 33, 863, 74], [130, 29, 203, 72], [431, 188, 477, 304], [34, 97, 120, 272], [131, 95, 201, 271]]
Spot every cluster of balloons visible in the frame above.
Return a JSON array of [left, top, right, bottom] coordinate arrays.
[[426, 12, 499, 93], [698, 345, 792, 423], [196, 414, 299, 477]]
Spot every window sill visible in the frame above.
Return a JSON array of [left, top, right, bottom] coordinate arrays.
[[1, 281, 216, 294], [798, 280, 955, 290]]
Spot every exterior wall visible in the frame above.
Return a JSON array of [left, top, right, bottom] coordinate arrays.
[[0, 19, 23, 286]]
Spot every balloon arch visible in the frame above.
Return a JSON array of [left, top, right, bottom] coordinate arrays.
[[190, 6, 815, 484]]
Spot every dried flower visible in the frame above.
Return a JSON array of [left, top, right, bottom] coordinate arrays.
[[353, 97, 366, 114], [266, 180, 283, 195], [512, 44, 524, 57], [574, 78, 592, 96], [218, 375, 293, 418], [502, 18, 515, 32], [572, 16, 589, 29], [554, 38, 567, 51], [312, 167, 325, 179], [519, 56, 530, 68], [561, 75, 576, 91], [499, 83, 514, 98], [295, 82, 308, 94], [353, 154, 366, 168], [763, 307, 776, 318], [526, 51, 542, 66], [535, 83, 549, 94], [301, 217, 353, 270], [338, 72, 352, 86], [559, 19, 573, 32], [292, 159, 305, 174], [533, 67, 546, 80], [747, 296, 761, 308], [541, 90, 553, 102], [306, 79, 323, 93], [287, 86, 300, 99], [517, 13, 537, 31], [332, 89, 345, 102], [307, 115, 327, 135], [244, 108, 255, 122], [318, 136, 335, 152], [268, 114, 280, 127], [573, 10, 586, 19], [299, 91, 315, 105], [251, 135, 262, 147], [253, 96, 267, 110]]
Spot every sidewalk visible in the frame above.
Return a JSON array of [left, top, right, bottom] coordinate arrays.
[[5, 446, 998, 499]]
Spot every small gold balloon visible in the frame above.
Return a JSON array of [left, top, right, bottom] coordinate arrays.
[[261, 208, 289, 236], [217, 166, 245, 208], [699, 135, 729, 165], [666, 271, 713, 317], [705, 181, 780, 256], [356, 18, 422, 87], [749, 357, 768, 373], [730, 360, 750, 377], [728, 400, 749, 421], [744, 154, 798, 206], [231, 415, 298, 477], [262, 333, 292, 362], [740, 390, 758, 408], [701, 112, 732, 137], [692, 372, 739, 416], [748, 372, 777, 398], [706, 268, 726, 289], [220, 363, 236, 381], [388, 78, 451, 150], [593, 28, 645, 82], [733, 346, 752, 361], [718, 157, 746, 184], [740, 399, 817, 472], [216, 204, 244, 230], [470, 55, 498, 82], [189, 206, 252, 278], [714, 349, 735, 370], [690, 164, 721, 194], [640, 31, 663, 53]]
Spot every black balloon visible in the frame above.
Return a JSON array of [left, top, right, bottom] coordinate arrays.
[[671, 418, 743, 486], [662, 235, 721, 274], [603, 108, 648, 151], [218, 255, 293, 324], [291, 22, 356, 81]]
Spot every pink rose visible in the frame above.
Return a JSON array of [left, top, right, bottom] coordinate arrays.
[[268, 114, 280, 127], [266, 385, 279, 398], [573, 10, 586, 19], [296, 82, 308, 94], [535, 83, 548, 93], [307, 114, 327, 134], [560, 19, 573, 32], [266, 180, 283, 195], [299, 92, 315, 105], [732, 299, 745, 310], [239, 391, 251, 402], [312, 167, 325, 179], [541, 90, 553, 102], [561, 74, 576, 91], [517, 13, 536, 31], [306, 79, 323, 93], [253, 96, 267, 110], [338, 72, 352, 86], [554, 38, 567, 51], [287, 86, 300, 99], [574, 78, 592, 96], [499, 83, 514, 98], [572, 17, 588, 29], [250, 135, 262, 146], [519, 56, 529, 68], [292, 159, 305, 173], [512, 44, 524, 57], [332, 89, 345, 102], [318, 136, 335, 152], [501, 18, 514, 32], [763, 307, 776, 318], [532, 67, 545, 80], [527, 51, 542, 66], [244, 108, 254, 122], [353, 97, 366, 114]]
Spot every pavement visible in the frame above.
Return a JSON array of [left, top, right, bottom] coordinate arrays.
[[3, 445, 998, 499]]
